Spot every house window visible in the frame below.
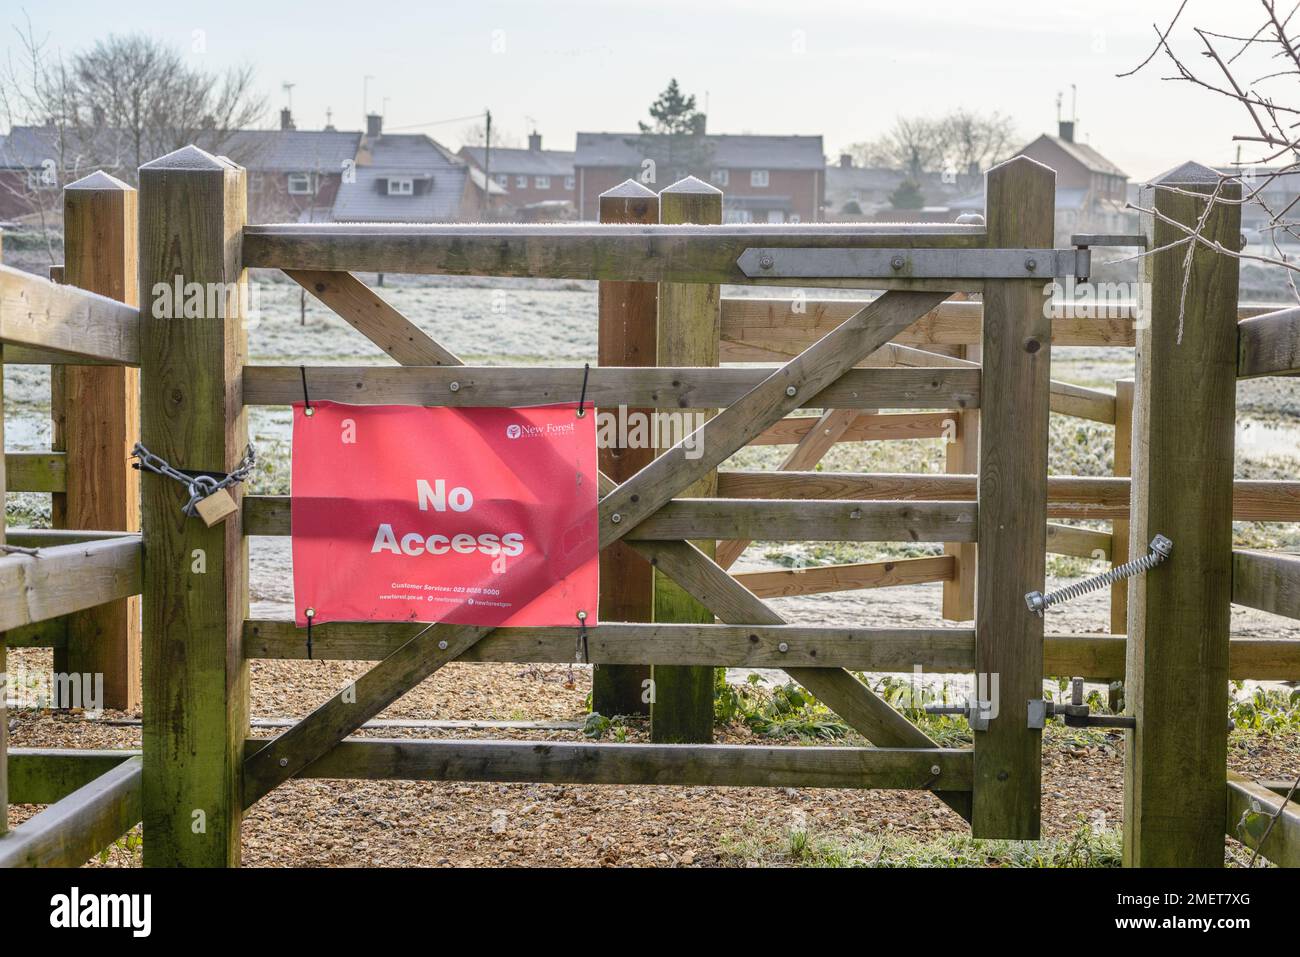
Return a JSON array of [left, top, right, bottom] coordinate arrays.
[[387, 177, 414, 196], [535, 175, 550, 189], [767, 210, 784, 224], [788, 213, 801, 224], [516, 175, 528, 189], [27, 167, 57, 190], [712, 169, 729, 187], [564, 175, 575, 190], [724, 208, 753, 223], [750, 170, 770, 188], [496, 174, 509, 187], [287, 172, 315, 195]]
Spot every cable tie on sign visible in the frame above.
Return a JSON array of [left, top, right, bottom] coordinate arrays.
[[300, 365, 314, 417], [305, 607, 315, 660], [576, 362, 590, 418], [575, 610, 589, 663]]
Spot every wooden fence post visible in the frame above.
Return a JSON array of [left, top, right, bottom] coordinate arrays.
[[651, 176, 721, 743], [55, 172, 141, 712], [1110, 378, 1134, 637], [1124, 163, 1239, 867], [942, 344, 979, 622], [138, 146, 250, 867], [593, 180, 659, 717], [972, 156, 1055, 839]]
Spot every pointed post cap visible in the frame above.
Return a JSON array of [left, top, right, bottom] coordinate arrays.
[[599, 179, 657, 200], [65, 170, 134, 191], [139, 144, 240, 172], [1140, 159, 1240, 210], [661, 174, 722, 195]]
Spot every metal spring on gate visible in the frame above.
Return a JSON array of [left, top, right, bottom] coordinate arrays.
[[1025, 534, 1173, 616]]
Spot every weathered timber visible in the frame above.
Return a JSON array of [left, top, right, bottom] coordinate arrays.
[[735, 556, 955, 598], [3, 451, 66, 492], [138, 146, 250, 867], [242, 221, 987, 288], [1233, 549, 1300, 620], [1237, 306, 1300, 378], [6, 748, 139, 804], [0, 264, 139, 365], [593, 180, 658, 717], [0, 756, 141, 867], [0, 538, 141, 631], [286, 269, 460, 365], [1226, 772, 1300, 867], [243, 364, 980, 411], [651, 177, 721, 743], [1125, 163, 1240, 868], [59, 170, 142, 711], [973, 155, 1055, 839]]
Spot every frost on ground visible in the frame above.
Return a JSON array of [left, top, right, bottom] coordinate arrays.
[[3, 276, 1298, 867]]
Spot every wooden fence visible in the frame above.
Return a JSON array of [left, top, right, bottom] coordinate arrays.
[[0, 148, 1297, 867]]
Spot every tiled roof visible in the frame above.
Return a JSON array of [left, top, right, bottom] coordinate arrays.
[[1029, 134, 1127, 178], [576, 132, 825, 170], [223, 130, 361, 172], [461, 146, 574, 177], [330, 133, 468, 222]]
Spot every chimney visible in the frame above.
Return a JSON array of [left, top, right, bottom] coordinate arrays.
[[839, 153, 853, 169], [366, 113, 383, 138], [1058, 120, 1075, 143], [528, 131, 542, 151], [280, 108, 295, 131]]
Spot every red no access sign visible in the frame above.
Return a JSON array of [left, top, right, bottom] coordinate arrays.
[[291, 401, 599, 628]]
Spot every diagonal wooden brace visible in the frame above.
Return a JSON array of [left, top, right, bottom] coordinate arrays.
[[598, 291, 952, 549]]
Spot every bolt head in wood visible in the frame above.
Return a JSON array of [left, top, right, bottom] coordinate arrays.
[[610, 513, 622, 524], [785, 385, 797, 397], [777, 642, 789, 653], [438, 640, 448, 650], [449, 381, 460, 392]]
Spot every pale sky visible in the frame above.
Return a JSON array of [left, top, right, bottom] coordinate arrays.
[[4, 0, 1256, 181]]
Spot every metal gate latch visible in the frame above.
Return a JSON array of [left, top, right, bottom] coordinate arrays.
[[1025, 534, 1173, 617], [1027, 678, 1136, 731]]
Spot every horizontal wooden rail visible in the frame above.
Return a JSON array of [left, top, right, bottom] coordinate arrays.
[[4, 452, 67, 493], [1233, 549, 1300, 620], [3, 616, 69, 649], [4, 528, 140, 549], [722, 297, 1138, 350], [716, 472, 1300, 522], [0, 538, 141, 631], [753, 412, 951, 444], [241, 736, 973, 792], [723, 299, 1288, 354], [0, 265, 140, 365], [243, 619, 1298, 680], [243, 222, 986, 289], [1238, 306, 1300, 378], [1045, 523, 1111, 561], [6, 748, 139, 804], [246, 620, 974, 670], [734, 556, 954, 597], [0, 756, 141, 867], [242, 495, 978, 542], [245, 365, 980, 411], [1226, 772, 1299, 867]]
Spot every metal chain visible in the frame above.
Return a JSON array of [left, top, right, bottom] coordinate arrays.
[[131, 441, 257, 517], [1025, 534, 1173, 616]]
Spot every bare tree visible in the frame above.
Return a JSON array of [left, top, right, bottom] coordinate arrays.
[[71, 34, 265, 176], [1120, 0, 1300, 309], [842, 110, 1015, 186]]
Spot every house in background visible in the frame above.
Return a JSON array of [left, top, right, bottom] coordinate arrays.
[[459, 132, 576, 220], [573, 132, 825, 222], [950, 121, 1133, 240], [225, 110, 362, 223], [824, 154, 966, 219], [330, 114, 503, 223]]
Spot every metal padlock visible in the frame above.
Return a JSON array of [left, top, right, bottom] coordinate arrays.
[[193, 487, 238, 527]]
